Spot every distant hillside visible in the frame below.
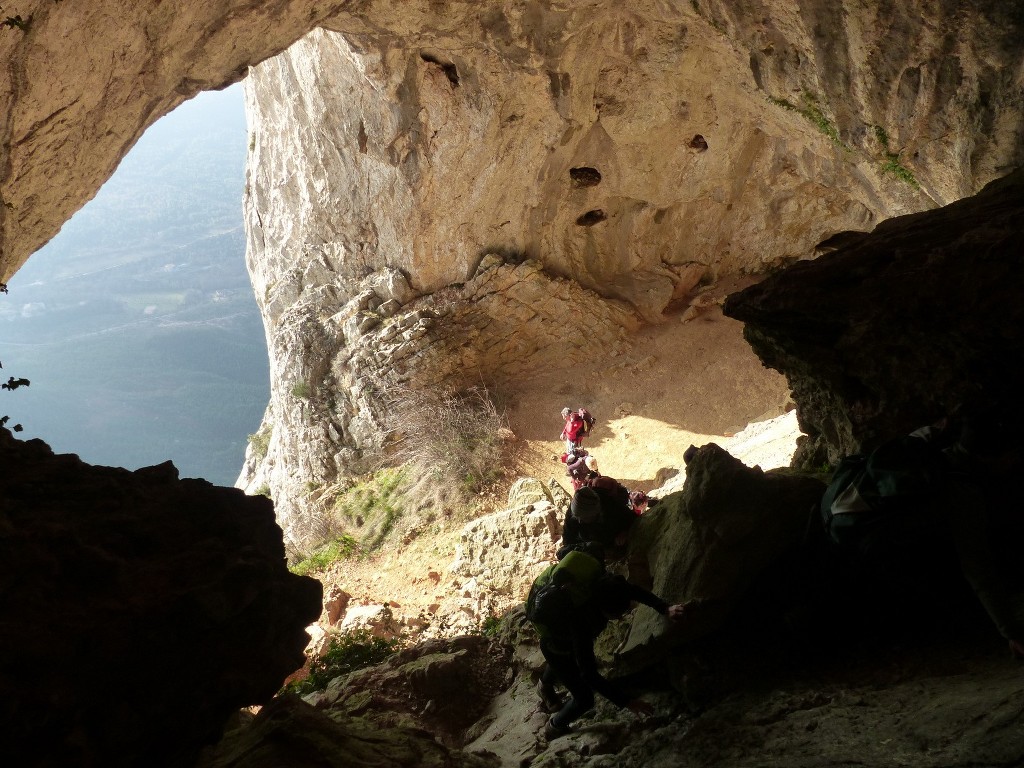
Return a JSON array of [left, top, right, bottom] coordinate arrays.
[[1, 84, 268, 486]]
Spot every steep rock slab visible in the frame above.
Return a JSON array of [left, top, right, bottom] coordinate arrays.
[[724, 168, 1024, 465], [0, 426, 322, 768], [622, 442, 825, 660]]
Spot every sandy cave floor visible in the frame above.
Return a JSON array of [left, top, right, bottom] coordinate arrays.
[[314, 280, 802, 632]]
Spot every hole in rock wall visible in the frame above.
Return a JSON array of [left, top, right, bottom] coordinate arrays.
[[569, 166, 602, 187], [575, 209, 607, 226], [1, 84, 269, 486], [419, 52, 460, 87]]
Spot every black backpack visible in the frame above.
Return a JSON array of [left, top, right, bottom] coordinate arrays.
[[820, 435, 949, 548]]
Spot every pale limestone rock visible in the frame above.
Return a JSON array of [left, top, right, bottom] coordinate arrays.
[[338, 603, 401, 639], [304, 622, 329, 659], [446, 498, 562, 623], [506, 476, 554, 511]]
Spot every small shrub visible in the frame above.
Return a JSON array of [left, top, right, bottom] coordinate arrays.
[[254, 484, 271, 498], [480, 614, 502, 637], [291, 380, 312, 399], [290, 534, 360, 576], [247, 425, 272, 459], [285, 628, 400, 695], [3, 14, 31, 32], [383, 383, 512, 509]]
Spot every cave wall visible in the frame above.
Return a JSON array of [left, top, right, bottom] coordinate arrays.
[[238, 1, 1024, 546], [0, 426, 323, 767]]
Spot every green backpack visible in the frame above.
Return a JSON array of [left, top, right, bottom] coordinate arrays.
[[526, 551, 604, 640]]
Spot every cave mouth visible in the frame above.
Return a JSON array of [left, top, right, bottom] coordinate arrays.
[[1, 84, 267, 487]]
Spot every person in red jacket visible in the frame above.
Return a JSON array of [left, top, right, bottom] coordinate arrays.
[[560, 407, 587, 452]]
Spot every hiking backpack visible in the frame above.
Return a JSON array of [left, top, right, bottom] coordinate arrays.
[[578, 408, 596, 437], [820, 435, 949, 549], [526, 551, 604, 640]]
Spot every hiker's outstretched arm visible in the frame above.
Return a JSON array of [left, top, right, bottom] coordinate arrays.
[[621, 582, 670, 614]]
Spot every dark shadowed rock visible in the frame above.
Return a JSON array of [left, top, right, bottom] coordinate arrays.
[[0, 427, 322, 768], [724, 169, 1024, 466], [198, 692, 498, 768], [622, 443, 826, 660], [199, 636, 507, 768]]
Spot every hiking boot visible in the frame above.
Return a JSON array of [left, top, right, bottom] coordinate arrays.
[[544, 715, 572, 740], [536, 681, 563, 713]]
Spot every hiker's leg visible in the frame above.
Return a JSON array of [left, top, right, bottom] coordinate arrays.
[[546, 658, 595, 729], [536, 663, 564, 712], [541, 662, 560, 690]]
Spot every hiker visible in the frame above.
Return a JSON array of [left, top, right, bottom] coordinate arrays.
[[566, 451, 597, 491], [560, 407, 595, 452], [527, 550, 686, 738], [629, 490, 650, 515], [558, 485, 639, 561], [820, 410, 1024, 657]]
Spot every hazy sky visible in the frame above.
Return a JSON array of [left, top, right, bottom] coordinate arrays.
[[1, 83, 270, 486]]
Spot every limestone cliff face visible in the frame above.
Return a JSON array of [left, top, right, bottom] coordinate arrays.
[[237, 1, 1024, 548]]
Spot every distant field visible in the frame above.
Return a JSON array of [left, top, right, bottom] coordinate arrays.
[[1, 84, 268, 487]]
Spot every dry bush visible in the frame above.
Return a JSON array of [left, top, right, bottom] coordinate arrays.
[[383, 383, 514, 513]]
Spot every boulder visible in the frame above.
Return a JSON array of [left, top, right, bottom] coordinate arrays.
[[0, 427, 322, 767]]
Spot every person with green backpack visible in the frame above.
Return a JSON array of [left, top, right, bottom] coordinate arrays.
[[526, 549, 686, 739]]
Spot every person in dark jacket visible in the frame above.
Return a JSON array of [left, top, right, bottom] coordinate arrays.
[[532, 563, 686, 738], [558, 486, 638, 560]]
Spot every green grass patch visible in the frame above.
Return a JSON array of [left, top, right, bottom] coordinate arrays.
[[333, 468, 407, 551], [284, 628, 401, 695], [291, 380, 312, 399], [769, 92, 848, 150], [873, 125, 920, 188], [290, 534, 361, 576]]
